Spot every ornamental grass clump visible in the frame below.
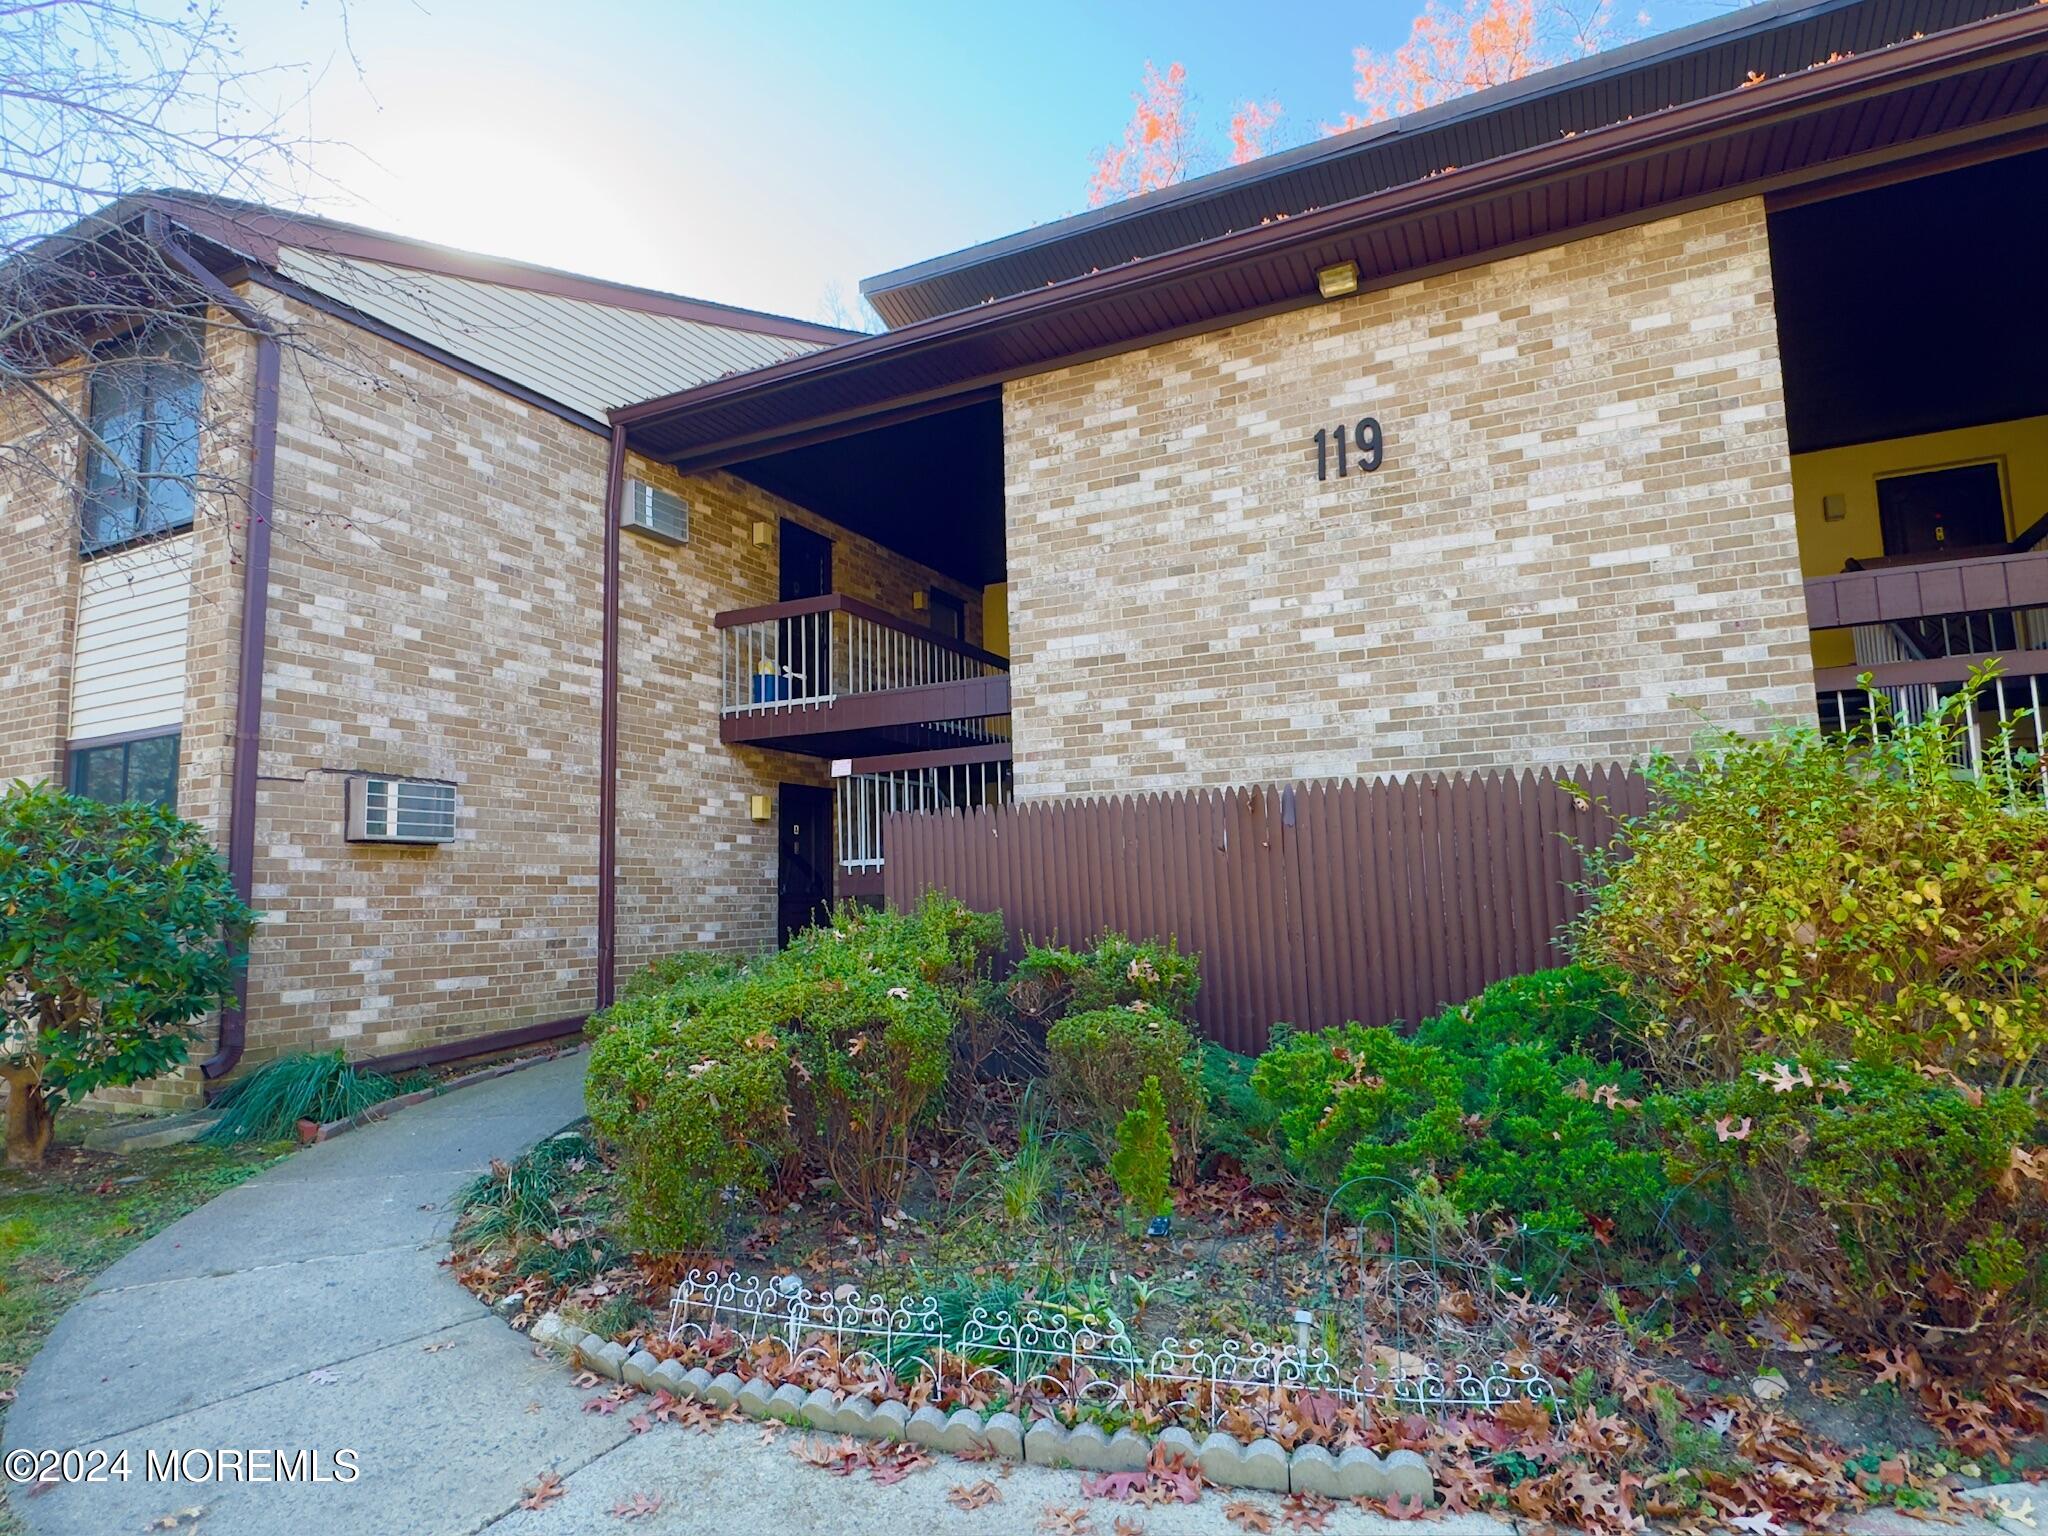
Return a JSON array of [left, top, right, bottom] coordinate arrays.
[[1574, 666, 2048, 1089]]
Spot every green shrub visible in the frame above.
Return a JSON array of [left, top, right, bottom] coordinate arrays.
[[583, 976, 795, 1250], [1455, 1044, 1667, 1243], [1413, 966, 1637, 1066], [776, 906, 962, 1216], [1250, 1020, 1669, 1236], [616, 949, 744, 1006], [584, 894, 1001, 1240], [1664, 1057, 2048, 1358], [1009, 931, 1200, 1022], [204, 1050, 400, 1143], [0, 782, 255, 1167], [1110, 1076, 1174, 1224], [1251, 1023, 1465, 1205], [1045, 1006, 1204, 1175], [1198, 1042, 1284, 1177], [1575, 671, 2048, 1088]]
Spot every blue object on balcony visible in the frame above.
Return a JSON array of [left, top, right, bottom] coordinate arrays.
[[753, 671, 789, 704]]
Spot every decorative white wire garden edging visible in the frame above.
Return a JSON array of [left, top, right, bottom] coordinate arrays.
[[664, 1268, 1557, 1422]]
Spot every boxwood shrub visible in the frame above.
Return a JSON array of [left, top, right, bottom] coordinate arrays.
[[1046, 1005, 1205, 1175], [584, 894, 1002, 1242]]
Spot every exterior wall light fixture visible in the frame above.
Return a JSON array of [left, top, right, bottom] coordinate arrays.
[[748, 793, 773, 822], [752, 520, 773, 547], [1316, 261, 1360, 300]]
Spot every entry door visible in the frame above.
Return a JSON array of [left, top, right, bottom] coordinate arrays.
[[777, 783, 834, 945], [778, 521, 833, 700], [1877, 462, 2008, 557]]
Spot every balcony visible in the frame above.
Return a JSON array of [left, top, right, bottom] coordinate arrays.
[[832, 743, 1014, 898], [715, 593, 1010, 756], [1805, 546, 2048, 788]]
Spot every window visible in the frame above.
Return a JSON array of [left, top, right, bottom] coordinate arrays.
[[81, 324, 203, 555], [1876, 460, 2008, 558], [928, 589, 965, 643], [67, 732, 180, 808]]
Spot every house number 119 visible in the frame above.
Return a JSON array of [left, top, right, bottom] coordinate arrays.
[[1313, 417, 1384, 481]]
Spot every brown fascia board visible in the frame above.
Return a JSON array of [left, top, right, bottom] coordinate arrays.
[[127, 193, 858, 346], [611, 4, 2048, 461], [858, 0, 1852, 318]]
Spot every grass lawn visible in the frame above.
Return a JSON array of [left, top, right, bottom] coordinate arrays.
[[0, 1114, 289, 1535]]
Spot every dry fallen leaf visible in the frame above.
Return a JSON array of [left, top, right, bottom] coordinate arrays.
[[1225, 1497, 1276, 1533], [1281, 1492, 1335, 1532], [610, 1492, 664, 1521], [145, 1511, 206, 1532], [1039, 1506, 1095, 1536], [519, 1472, 567, 1511], [948, 1479, 1003, 1511]]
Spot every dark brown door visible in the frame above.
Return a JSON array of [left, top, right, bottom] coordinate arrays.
[[777, 783, 833, 945], [779, 521, 833, 700], [1877, 462, 2008, 557], [928, 589, 965, 643]]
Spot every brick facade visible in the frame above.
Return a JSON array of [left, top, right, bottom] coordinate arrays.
[[2, 194, 1823, 1094], [0, 287, 976, 1098], [614, 463, 981, 970], [1000, 199, 1813, 799]]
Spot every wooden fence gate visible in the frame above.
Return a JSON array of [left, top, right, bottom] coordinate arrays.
[[881, 764, 1650, 1054]]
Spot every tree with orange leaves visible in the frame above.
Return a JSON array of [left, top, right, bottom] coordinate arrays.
[[1336, 0, 1619, 129], [1228, 99, 1283, 165], [1087, 1, 1626, 203], [1088, 61, 1194, 207], [1090, 62, 1288, 203]]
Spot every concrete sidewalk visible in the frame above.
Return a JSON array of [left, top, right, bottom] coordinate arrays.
[[7, 1051, 2040, 1536]]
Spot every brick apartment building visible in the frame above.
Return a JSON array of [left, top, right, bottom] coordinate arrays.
[[4, 0, 2046, 1095]]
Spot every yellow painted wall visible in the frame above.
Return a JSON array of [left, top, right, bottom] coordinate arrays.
[[1791, 414, 2048, 665], [982, 581, 1008, 659]]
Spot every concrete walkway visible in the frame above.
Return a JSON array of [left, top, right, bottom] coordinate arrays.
[[7, 1053, 2040, 1536]]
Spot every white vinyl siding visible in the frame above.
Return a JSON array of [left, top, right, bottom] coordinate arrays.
[[69, 533, 193, 740]]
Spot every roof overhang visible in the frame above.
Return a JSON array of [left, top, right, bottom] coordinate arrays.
[[616, 4, 2048, 471]]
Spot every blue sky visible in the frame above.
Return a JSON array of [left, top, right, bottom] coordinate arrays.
[[226, 0, 1703, 324]]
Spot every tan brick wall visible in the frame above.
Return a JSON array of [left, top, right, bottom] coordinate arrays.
[[0, 305, 259, 1107], [2, 289, 979, 1090], [1001, 199, 1813, 798]]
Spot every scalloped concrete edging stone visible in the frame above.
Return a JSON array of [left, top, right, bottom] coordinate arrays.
[[530, 1310, 1439, 1499]]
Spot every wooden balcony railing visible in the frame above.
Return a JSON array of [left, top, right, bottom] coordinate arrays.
[[713, 594, 1011, 749]]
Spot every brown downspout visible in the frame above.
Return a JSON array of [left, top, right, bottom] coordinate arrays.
[[153, 224, 279, 1081], [596, 426, 626, 1011]]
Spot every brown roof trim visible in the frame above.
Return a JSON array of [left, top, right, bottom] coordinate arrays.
[[246, 268, 612, 435], [614, 5, 2048, 466], [134, 193, 857, 346]]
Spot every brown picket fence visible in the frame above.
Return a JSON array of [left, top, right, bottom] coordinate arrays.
[[881, 763, 1652, 1054]]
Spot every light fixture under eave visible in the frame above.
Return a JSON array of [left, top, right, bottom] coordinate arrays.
[[1316, 260, 1360, 300]]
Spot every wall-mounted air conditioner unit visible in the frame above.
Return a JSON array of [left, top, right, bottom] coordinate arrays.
[[623, 479, 689, 545], [346, 776, 457, 844]]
